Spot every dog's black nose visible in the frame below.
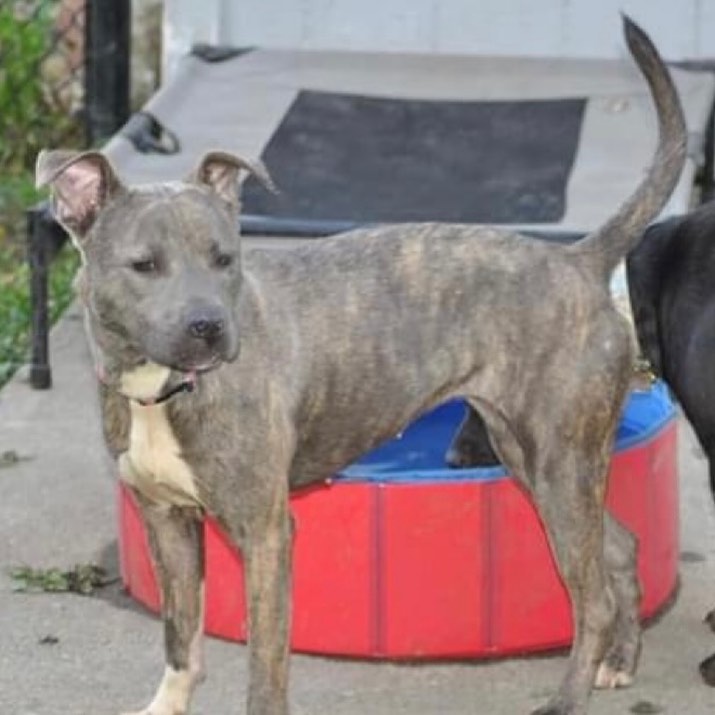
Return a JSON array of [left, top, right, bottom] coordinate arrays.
[[188, 317, 224, 341]]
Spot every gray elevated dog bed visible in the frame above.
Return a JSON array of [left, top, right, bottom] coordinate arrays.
[[105, 47, 715, 238]]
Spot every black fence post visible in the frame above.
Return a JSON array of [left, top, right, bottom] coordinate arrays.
[[85, 0, 132, 144], [26, 208, 50, 389], [701, 101, 715, 202], [26, 204, 68, 389]]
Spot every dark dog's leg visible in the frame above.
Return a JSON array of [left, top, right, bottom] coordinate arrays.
[[700, 653, 715, 686], [595, 513, 641, 688], [698, 441, 715, 686], [670, 375, 715, 683], [699, 556, 715, 685], [446, 404, 501, 468], [123, 492, 205, 715], [223, 486, 293, 715], [528, 454, 617, 715]]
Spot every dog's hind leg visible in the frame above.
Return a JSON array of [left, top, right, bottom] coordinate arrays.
[[527, 451, 618, 715], [694, 440, 715, 686], [667, 375, 715, 684], [122, 491, 205, 715], [700, 442, 715, 685], [595, 513, 641, 689], [466, 396, 618, 715]]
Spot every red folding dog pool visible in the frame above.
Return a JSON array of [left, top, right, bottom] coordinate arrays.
[[118, 381, 678, 659]]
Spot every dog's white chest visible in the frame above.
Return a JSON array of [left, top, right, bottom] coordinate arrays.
[[118, 363, 201, 507]]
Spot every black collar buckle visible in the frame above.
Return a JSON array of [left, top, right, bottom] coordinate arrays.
[[136, 379, 195, 407]]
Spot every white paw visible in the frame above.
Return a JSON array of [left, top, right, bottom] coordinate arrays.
[[121, 666, 193, 715], [594, 662, 634, 689], [120, 706, 187, 715]]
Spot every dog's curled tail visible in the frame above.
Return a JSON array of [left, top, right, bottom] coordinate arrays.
[[576, 15, 687, 278]]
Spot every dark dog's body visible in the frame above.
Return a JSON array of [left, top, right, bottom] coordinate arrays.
[[627, 202, 715, 685], [37, 19, 685, 715], [628, 203, 715, 486]]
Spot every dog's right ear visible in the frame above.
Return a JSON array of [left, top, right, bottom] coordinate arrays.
[[35, 149, 123, 239]]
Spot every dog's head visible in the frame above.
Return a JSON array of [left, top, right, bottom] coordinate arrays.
[[36, 149, 274, 373]]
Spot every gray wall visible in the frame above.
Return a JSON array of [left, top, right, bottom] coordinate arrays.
[[164, 0, 715, 80]]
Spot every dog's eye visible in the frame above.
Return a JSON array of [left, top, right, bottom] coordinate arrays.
[[131, 259, 157, 274], [215, 253, 233, 269]]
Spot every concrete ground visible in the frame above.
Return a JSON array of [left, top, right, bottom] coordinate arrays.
[[1, 304, 714, 715]]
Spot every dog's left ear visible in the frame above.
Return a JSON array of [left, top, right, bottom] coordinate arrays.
[[190, 151, 277, 207]]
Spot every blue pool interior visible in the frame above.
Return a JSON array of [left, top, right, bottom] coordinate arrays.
[[338, 381, 675, 484]]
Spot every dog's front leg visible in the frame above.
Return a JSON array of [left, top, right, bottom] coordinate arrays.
[[226, 484, 293, 715], [122, 491, 205, 715]]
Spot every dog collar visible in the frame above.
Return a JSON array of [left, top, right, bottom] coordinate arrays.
[[95, 366, 196, 406], [135, 378, 195, 406]]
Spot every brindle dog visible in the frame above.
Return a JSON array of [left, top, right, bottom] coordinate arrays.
[[36, 17, 685, 715]]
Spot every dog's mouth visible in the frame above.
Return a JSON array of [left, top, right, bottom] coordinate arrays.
[[170, 354, 223, 375], [139, 329, 239, 377]]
